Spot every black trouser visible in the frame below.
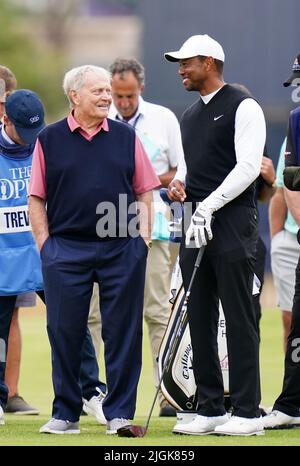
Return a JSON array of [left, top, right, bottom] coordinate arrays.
[[180, 203, 261, 418], [273, 254, 300, 417]]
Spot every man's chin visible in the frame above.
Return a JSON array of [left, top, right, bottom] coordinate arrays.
[[120, 111, 134, 120], [97, 110, 109, 119], [183, 83, 194, 92]]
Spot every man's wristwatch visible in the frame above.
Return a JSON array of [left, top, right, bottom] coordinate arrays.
[[145, 239, 153, 249]]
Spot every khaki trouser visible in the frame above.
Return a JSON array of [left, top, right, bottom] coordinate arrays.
[[88, 240, 179, 404], [88, 283, 101, 358]]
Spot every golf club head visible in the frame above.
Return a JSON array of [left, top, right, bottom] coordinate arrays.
[[117, 425, 147, 438]]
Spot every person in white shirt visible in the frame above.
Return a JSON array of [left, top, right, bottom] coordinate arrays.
[[87, 57, 185, 416]]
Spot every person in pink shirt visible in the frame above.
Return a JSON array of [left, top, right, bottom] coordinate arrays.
[[28, 65, 160, 436]]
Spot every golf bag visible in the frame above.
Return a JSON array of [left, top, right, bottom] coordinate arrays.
[[158, 257, 229, 411]]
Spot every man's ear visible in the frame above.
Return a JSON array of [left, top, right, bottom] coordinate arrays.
[[70, 90, 79, 106], [3, 114, 9, 125], [205, 56, 215, 71], [140, 84, 145, 94]]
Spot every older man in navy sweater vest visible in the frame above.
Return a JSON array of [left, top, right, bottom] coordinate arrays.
[[29, 65, 160, 435]]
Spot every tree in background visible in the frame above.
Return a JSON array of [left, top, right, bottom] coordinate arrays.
[[0, 0, 79, 121]]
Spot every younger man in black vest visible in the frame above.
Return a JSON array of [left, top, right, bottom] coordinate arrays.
[[166, 34, 266, 436]]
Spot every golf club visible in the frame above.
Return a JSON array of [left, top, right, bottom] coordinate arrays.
[[138, 244, 205, 438]]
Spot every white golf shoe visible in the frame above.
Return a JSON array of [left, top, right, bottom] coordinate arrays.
[[214, 415, 264, 436], [263, 410, 300, 429], [173, 413, 229, 435], [174, 411, 197, 424], [0, 405, 4, 425], [82, 388, 106, 425]]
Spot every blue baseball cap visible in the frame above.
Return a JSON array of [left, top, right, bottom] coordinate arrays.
[[5, 89, 45, 144]]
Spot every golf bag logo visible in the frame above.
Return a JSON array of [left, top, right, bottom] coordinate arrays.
[[181, 343, 193, 380]]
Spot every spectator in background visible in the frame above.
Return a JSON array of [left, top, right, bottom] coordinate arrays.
[[270, 140, 298, 352], [87, 57, 185, 417], [0, 89, 46, 426], [253, 154, 276, 333], [0, 65, 39, 415], [264, 54, 300, 429]]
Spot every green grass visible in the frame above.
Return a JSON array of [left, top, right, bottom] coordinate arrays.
[[1, 303, 299, 446]]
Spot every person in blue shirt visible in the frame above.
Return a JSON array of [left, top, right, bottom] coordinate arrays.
[[0, 64, 39, 416], [0, 89, 45, 426]]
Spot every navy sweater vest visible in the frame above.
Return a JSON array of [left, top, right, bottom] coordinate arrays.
[[39, 118, 136, 240], [181, 84, 256, 207]]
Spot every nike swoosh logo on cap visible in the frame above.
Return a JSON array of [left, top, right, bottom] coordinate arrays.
[[214, 115, 224, 121]]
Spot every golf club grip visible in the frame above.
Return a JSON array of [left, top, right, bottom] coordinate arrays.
[[193, 215, 214, 268]]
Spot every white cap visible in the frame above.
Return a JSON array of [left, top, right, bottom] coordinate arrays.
[[164, 34, 225, 63]]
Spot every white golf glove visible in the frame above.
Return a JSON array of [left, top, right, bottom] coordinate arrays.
[[185, 203, 213, 248]]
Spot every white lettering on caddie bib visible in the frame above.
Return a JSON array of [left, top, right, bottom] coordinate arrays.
[[0, 205, 31, 233]]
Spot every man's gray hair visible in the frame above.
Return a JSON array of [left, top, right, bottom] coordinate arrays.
[[109, 58, 145, 86], [63, 65, 111, 107]]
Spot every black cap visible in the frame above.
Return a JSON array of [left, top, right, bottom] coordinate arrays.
[[5, 89, 45, 144], [283, 53, 300, 87]]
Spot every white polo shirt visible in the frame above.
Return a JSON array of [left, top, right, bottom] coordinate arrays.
[[109, 96, 185, 239]]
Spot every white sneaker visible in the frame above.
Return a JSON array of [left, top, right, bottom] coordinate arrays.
[[39, 418, 80, 434], [0, 405, 4, 425], [263, 410, 300, 429], [82, 388, 106, 425], [214, 415, 264, 436], [106, 418, 131, 435], [173, 414, 229, 435], [174, 411, 197, 426]]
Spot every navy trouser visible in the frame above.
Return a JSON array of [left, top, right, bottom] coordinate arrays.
[[0, 291, 105, 409], [36, 292, 106, 399], [41, 235, 147, 422]]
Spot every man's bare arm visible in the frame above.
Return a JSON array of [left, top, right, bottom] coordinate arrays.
[[269, 187, 287, 238], [159, 167, 177, 188], [28, 195, 49, 251], [258, 156, 276, 202], [136, 190, 153, 243]]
